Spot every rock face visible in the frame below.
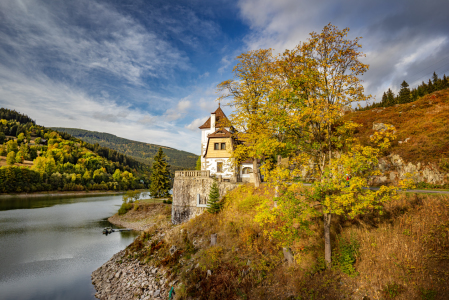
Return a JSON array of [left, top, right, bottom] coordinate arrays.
[[91, 250, 169, 300], [172, 176, 237, 224], [372, 154, 448, 185]]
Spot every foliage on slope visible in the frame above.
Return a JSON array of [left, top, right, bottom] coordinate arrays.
[[51, 127, 198, 171], [346, 88, 449, 166], [127, 184, 449, 300], [0, 108, 148, 193]]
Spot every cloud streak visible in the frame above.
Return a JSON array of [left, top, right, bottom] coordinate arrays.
[[237, 0, 449, 100]]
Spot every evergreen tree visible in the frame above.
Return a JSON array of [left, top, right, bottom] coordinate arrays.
[[207, 180, 221, 214], [386, 88, 395, 106], [398, 80, 411, 104], [195, 156, 201, 170], [442, 75, 448, 89], [427, 79, 434, 93], [380, 92, 387, 106], [149, 148, 171, 198]]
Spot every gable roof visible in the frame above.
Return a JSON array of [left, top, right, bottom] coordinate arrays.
[[207, 127, 232, 138], [199, 105, 230, 129]]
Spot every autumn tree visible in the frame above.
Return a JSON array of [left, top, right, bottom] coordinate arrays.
[[149, 148, 171, 198], [257, 24, 410, 268], [217, 49, 279, 187], [6, 151, 15, 165]]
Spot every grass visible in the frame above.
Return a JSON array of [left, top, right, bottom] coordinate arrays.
[[347, 88, 449, 166], [123, 183, 449, 299]]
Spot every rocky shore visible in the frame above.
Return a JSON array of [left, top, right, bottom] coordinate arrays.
[[91, 249, 171, 300]]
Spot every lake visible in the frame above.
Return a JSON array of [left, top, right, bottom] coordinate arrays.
[[0, 194, 140, 300]]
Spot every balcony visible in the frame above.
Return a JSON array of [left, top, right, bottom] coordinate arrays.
[[175, 170, 210, 178]]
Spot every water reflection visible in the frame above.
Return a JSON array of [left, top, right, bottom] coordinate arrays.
[[0, 194, 139, 300]]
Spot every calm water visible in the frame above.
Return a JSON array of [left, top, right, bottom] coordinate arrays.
[[0, 194, 140, 300]]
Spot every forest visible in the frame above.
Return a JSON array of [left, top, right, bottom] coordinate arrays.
[[51, 127, 198, 171], [359, 72, 449, 110], [0, 108, 149, 193]]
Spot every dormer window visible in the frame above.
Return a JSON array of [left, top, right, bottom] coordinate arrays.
[[221, 143, 226, 150], [214, 143, 219, 150]]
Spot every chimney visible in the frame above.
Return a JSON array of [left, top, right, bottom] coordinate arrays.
[[210, 113, 216, 130]]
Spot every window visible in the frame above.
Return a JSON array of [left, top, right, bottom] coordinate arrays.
[[221, 143, 226, 150], [214, 143, 219, 150], [242, 167, 252, 174], [217, 162, 223, 172]]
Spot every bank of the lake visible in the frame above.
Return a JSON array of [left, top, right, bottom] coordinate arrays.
[[0, 194, 140, 300], [91, 201, 174, 299], [0, 190, 126, 199]]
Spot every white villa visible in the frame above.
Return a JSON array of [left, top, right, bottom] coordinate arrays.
[[199, 105, 256, 183]]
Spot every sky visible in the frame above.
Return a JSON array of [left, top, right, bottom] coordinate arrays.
[[1, 0, 448, 155]]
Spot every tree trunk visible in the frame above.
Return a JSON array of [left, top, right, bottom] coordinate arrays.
[[274, 155, 282, 198], [324, 212, 332, 268], [253, 158, 260, 188]]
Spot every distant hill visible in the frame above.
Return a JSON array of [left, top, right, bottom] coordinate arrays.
[[51, 128, 198, 170]]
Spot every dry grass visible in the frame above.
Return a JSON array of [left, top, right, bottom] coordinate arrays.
[[347, 88, 449, 165], [124, 184, 449, 300], [109, 201, 172, 231]]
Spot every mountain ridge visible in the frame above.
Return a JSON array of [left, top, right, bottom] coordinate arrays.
[[51, 127, 198, 171]]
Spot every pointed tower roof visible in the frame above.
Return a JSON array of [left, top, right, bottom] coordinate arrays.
[[198, 104, 230, 129]]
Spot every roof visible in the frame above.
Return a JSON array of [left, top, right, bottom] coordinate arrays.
[[207, 128, 232, 138], [199, 105, 230, 129]]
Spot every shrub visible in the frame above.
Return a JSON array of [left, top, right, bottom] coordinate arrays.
[[382, 283, 404, 299], [118, 202, 133, 215], [333, 233, 360, 276]]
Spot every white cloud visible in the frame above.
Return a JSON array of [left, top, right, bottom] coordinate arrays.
[[0, 0, 188, 87], [185, 117, 208, 131], [218, 56, 231, 74], [177, 100, 192, 111], [237, 0, 449, 102]]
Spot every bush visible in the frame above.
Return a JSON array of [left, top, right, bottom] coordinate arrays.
[[118, 202, 133, 215], [333, 233, 359, 276]]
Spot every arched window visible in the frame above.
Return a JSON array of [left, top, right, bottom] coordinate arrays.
[[242, 167, 252, 174]]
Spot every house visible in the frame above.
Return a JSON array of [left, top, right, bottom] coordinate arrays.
[[199, 104, 256, 183], [171, 104, 259, 224]]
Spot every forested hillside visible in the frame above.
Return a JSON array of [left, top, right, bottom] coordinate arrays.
[[0, 108, 148, 193], [51, 128, 197, 171]]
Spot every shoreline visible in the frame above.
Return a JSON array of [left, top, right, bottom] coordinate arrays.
[[108, 214, 155, 231], [0, 190, 128, 199], [92, 203, 174, 300]]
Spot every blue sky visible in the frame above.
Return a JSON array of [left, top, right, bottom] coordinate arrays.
[[1, 0, 448, 155]]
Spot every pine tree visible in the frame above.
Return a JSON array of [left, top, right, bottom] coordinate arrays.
[[380, 92, 387, 106], [386, 88, 395, 106], [149, 148, 171, 198], [398, 81, 410, 104], [207, 180, 221, 214], [443, 75, 448, 89], [195, 156, 201, 170]]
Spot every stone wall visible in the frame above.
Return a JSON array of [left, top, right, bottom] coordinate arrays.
[[172, 176, 238, 224], [371, 154, 449, 186]]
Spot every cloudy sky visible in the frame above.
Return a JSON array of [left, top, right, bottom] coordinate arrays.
[[1, 0, 448, 154]]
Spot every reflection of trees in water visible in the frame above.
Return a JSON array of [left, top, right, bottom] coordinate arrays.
[[0, 194, 123, 211]]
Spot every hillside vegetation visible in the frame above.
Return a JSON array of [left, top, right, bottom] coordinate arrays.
[[0, 108, 148, 193], [122, 184, 449, 300], [52, 128, 197, 171], [346, 88, 449, 166]]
